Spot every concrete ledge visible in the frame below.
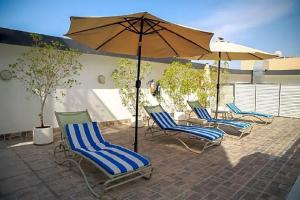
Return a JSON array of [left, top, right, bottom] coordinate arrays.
[[0, 119, 131, 140]]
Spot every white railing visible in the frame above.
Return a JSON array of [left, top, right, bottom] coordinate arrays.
[[233, 84, 300, 118]]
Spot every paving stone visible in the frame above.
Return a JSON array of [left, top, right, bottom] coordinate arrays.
[[0, 172, 41, 195], [0, 117, 299, 200]]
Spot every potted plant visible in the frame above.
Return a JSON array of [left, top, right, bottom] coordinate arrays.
[[111, 58, 151, 127], [160, 61, 199, 120], [9, 34, 82, 145]]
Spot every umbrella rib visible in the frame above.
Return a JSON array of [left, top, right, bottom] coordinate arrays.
[[119, 23, 139, 34], [154, 23, 211, 53], [249, 53, 263, 60], [95, 20, 140, 50], [145, 19, 179, 56], [126, 16, 165, 24], [197, 54, 205, 60], [65, 18, 138, 36], [144, 27, 164, 35], [225, 52, 232, 61], [143, 21, 160, 34], [123, 17, 139, 33]]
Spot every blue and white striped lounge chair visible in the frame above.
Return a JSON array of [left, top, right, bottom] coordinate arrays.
[[226, 103, 274, 124], [144, 105, 224, 153], [54, 110, 153, 198], [193, 107, 253, 138]]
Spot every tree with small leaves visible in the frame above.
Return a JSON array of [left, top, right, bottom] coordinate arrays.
[[9, 34, 82, 128], [160, 61, 199, 111], [111, 58, 152, 115]]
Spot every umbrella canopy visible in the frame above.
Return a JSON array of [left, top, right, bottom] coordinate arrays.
[[65, 12, 213, 57], [65, 12, 214, 152], [187, 40, 278, 60], [185, 39, 278, 119]]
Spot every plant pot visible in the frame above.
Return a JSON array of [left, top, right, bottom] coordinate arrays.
[[131, 116, 144, 128], [174, 111, 187, 120], [33, 126, 53, 145]]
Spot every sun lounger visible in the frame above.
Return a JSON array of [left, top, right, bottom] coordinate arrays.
[[226, 103, 274, 124], [54, 110, 153, 198], [144, 105, 224, 153], [187, 100, 253, 138]]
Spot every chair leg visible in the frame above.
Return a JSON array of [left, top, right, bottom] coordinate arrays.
[[175, 137, 203, 154], [54, 145, 153, 199], [143, 167, 154, 180], [175, 136, 222, 154], [53, 142, 70, 165], [60, 158, 103, 198]]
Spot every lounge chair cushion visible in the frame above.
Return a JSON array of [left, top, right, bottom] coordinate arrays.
[[65, 122, 150, 175], [194, 108, 251, 129], [227, 103, 273, 118], [238, 111, 273, 118], [227, 103, 242, 114], [150, 112, 224, 141]]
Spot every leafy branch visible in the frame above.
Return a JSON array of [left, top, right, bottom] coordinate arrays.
[[9, 34, 82, 127], [111, 58, 152, 115]]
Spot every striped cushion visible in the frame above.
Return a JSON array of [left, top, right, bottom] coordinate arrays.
[[239, 111, 273, 118], [194, 108, 212, 120], [65, 122, 150, 175], [227, 103, 242, 114], [227, 103, 273, 118], [194, 107, 251, 129], [211, 119, 251, 129], [150, 112, 177, 129], [150, 112, 224, 141]]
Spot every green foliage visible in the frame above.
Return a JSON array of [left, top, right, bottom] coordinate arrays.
[[160, 61, 229, 110], [9, 33, 82, 127], [196, 61, 229, 107], [111, 58, 152, 115], [196, 67, 215, 107], [160, 61, 199, 111]]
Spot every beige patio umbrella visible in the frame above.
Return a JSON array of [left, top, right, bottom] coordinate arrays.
[[185, 38, 278, 119], [65, 12, 214, 152]]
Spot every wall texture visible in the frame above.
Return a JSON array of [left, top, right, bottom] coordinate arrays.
[[241, 57, 300, 70], [1, 42, 300, 135], [0, 43, 168, 134]]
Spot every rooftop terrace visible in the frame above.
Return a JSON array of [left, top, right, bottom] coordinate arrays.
[[1, 117, 300, 200]]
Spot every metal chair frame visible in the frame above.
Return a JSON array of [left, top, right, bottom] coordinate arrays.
[[144, 105, 223, 154], [187, 101, 254, 139], [53, 110, 153, 198]]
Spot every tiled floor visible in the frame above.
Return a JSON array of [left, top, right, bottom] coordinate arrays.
[[1, 117, 300, 200]]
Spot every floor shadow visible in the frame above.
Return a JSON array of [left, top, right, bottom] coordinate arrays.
[[1, 117, 300, 200]]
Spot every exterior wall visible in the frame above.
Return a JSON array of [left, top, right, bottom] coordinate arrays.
[[0, 43, 168, 134], [241, 60, 256, 70], [241, 57, 300, 70], [268, 57, 300, 70], [264, 75, 300, 84], [1, 42, 300, 135], [227, 73, 252, 83]]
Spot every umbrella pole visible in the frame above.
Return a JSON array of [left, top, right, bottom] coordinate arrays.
[[215, 52, 221, 119], [134, 18, 144, 153]]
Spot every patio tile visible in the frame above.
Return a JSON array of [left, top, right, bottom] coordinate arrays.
[[0, 117, 300, 199], [0, 172, 41, 195]]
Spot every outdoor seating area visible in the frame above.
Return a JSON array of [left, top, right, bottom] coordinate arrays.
[[1, 1, 300, 200], [187, 100, 253, 138], [1, 116, 300, 200]]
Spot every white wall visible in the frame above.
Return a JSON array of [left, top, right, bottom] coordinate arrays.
[[0, 43, 168, 134]]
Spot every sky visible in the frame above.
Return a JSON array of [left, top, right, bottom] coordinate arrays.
[[0, 0, 299, 69]]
